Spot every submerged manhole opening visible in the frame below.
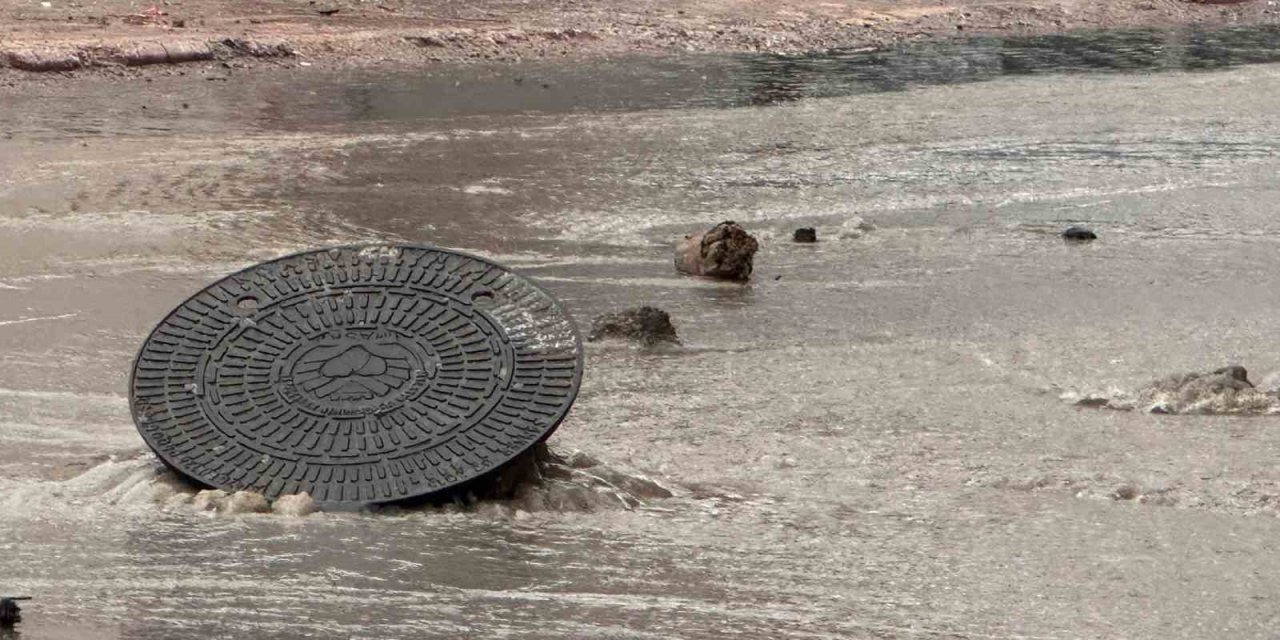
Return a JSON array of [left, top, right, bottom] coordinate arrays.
[[130, 245, 583, 507]]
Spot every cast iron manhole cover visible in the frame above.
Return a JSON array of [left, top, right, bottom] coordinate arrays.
[[130, 245, 582, 506]]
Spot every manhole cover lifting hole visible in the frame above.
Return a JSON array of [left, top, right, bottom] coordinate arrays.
[[129, 245, 584, 507]]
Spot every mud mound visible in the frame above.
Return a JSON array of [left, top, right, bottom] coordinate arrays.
[[588, 306, 680, 347], [1063, 365, 1280, 415]]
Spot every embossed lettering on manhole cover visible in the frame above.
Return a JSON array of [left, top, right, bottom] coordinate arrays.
[[130, 245, 582, 506]]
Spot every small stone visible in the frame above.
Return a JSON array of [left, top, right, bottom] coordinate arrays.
[[1062, 226, 1097, 241], [1112, 484, 1139, 501], [793, 228, 817, 243], [588, 306, 679, 346], [222, 491, 271, 514], [272, 492, 317, 517], [1213, 365, 1252, 386]]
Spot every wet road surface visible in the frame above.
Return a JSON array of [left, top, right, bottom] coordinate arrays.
[[4, 26, 1280, 639]]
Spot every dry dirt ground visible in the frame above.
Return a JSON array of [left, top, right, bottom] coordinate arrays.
[[1, 0, 1278, 79]]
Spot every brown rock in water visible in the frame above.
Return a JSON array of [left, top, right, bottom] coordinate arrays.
[[588, 306, 679, 346], [674, 221, 759, 281]]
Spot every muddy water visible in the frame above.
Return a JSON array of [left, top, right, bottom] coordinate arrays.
[[5, 26, 1280, 639]]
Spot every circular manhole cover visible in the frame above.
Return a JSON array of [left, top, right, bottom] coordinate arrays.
[[130, 245, 582, 506]]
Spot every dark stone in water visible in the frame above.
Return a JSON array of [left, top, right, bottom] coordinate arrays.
[[0, 597, 30, 628], [1062, 226, 1097, 241], [674, 221, 759, 281], [588, 306, 679, 346], [130, 245, 584, 508], [793, 228, 817, 243], [1213, 365, 1253, 387]]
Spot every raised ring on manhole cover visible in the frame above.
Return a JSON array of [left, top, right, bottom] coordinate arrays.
[[130, 245, 583, 506]]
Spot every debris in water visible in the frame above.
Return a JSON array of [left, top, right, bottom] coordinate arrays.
[[272, 492, 318, 517], [1062, 226, 1097, 241], [674, 221, 759, 281], [1111, 484, 1139, 501], [0, 597, 30, 628], [223, 491, 271, 514], [588, 306, 680, 346], [191, 489, 230, 512], [793, 227, 817, 243], [1065, 364, 1278, 415], [838, 215, 875, 239]]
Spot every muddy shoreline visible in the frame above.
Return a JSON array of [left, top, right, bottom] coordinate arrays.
[[1, 0, 1278, 82]]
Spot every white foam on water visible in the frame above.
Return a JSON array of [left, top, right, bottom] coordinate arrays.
[[0, 208, 278, 232], [0, 312, 77, 328], [460, 183, 514, 195], [0, 456, 166, 519], [0, 387, 127, 404]]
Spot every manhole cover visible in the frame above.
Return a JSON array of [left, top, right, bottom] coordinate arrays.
[[130, 245, 583, 506]]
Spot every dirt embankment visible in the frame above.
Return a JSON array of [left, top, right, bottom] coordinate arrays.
[[0, 0, 1277, 79]]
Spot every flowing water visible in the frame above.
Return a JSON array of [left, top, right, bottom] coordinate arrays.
[[5, 25, 1280, 639]]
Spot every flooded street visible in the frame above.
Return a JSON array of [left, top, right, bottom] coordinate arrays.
[[6, 27, 1280, 638]]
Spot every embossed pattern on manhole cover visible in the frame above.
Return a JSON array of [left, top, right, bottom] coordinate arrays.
[[130, 245, 583, 506]]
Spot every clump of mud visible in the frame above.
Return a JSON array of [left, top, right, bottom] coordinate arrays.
[[587, 306, 680, 347], [177, 488, 319, 516], [1063, 365, 1280, 415]]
